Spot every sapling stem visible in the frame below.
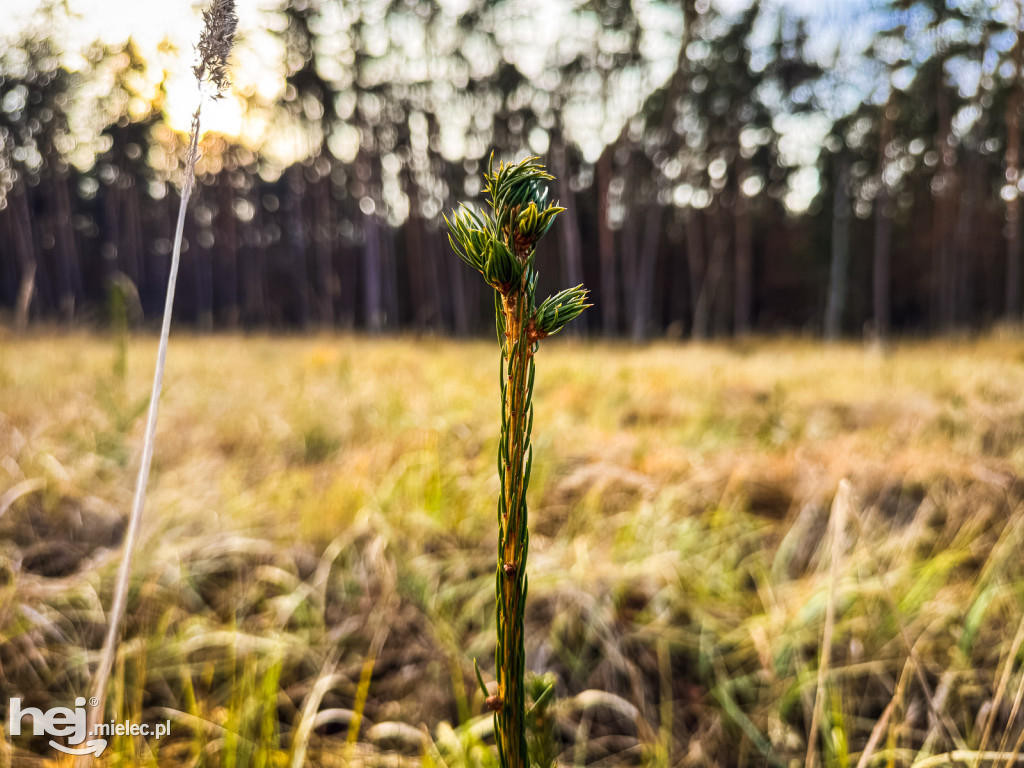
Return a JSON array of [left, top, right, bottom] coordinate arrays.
[[447, 155, 589, 767]]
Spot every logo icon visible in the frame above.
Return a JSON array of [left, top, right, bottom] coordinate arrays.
[[8, 697, 107, 756]]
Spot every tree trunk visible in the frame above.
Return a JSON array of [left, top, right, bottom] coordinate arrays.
[[937, 198, 958, 331], [824, 159, 850, 340], [187, 208, 212, 330], [218, 173, 239, 327], [873, 104, 893, 340], [105, 182, 123, 282], [287, 165, 310, 329], [1007, 9, 1023, 320], [685, 208, 709, 340], [12, 187, 37, 331], [734, 194, 753, 336], [122, 170, 143, 306], [199, 238, 214, 332], [382, 223, 400, 330], [954, 40, 991, 329], [931, 67, 956, 330], [314, 174, 334, 327], [336, 187, 357, 329], [15, 260, 36, 333], [406, 186, 428, 327], [424, 224, 444, 331], [597, 149, 618, 336], [363, 213, 384, 332], [630, 202, 663, 342], [621, 206, 638, 334], [243, 191, 266, 325], [550, 136, 585, 289], [53, 172, 81, 322], [711, 202, 732, 337], [690, 204, 727, 340], [955, 137, 983, 327], [445, 235, 470, 334]]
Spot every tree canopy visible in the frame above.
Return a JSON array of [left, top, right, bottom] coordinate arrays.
[[2, 0, 1023, 337]]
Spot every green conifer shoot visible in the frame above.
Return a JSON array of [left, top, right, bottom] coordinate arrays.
[[446, 156, 589, 768]]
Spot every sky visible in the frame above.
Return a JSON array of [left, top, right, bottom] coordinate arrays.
[[0, 0, 284, 141]]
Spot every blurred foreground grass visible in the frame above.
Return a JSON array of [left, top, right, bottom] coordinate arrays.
[[2, 333, 1024, 767]]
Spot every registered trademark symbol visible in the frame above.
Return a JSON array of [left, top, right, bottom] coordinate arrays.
[[89, 697, 98, 707]]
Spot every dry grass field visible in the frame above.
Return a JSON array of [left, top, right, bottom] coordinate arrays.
[[2, 332, 1024, 767]]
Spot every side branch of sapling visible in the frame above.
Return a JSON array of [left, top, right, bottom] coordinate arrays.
[[447, 155, 589, 768]]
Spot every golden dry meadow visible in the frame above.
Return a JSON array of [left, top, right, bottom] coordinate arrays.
[[2, 332, 1024, 767]]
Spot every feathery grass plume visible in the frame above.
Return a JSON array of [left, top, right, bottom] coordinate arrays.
[[194, 0, 238, 96], [447, 155, 589, 768], [80, 2, 236, 762]]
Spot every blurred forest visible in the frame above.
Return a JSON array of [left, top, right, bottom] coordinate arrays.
[[1, 0, 1023, 338]]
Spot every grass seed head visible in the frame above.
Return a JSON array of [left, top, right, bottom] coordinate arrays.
[[194, 0, 238, 96]]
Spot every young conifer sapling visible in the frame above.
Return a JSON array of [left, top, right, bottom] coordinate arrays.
[[447, 156, 589, 768]]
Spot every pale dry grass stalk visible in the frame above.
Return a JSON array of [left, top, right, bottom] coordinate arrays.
[[846, 492, 968, 755], [996, 669, 1024, 761], [854, 696, 898, 768], [80, 2, 236, 761], [805, 478, 850, 768], [912, 751, 1024, 768], [974, 616, 1024, 765], [289, 648, 342, 768]]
